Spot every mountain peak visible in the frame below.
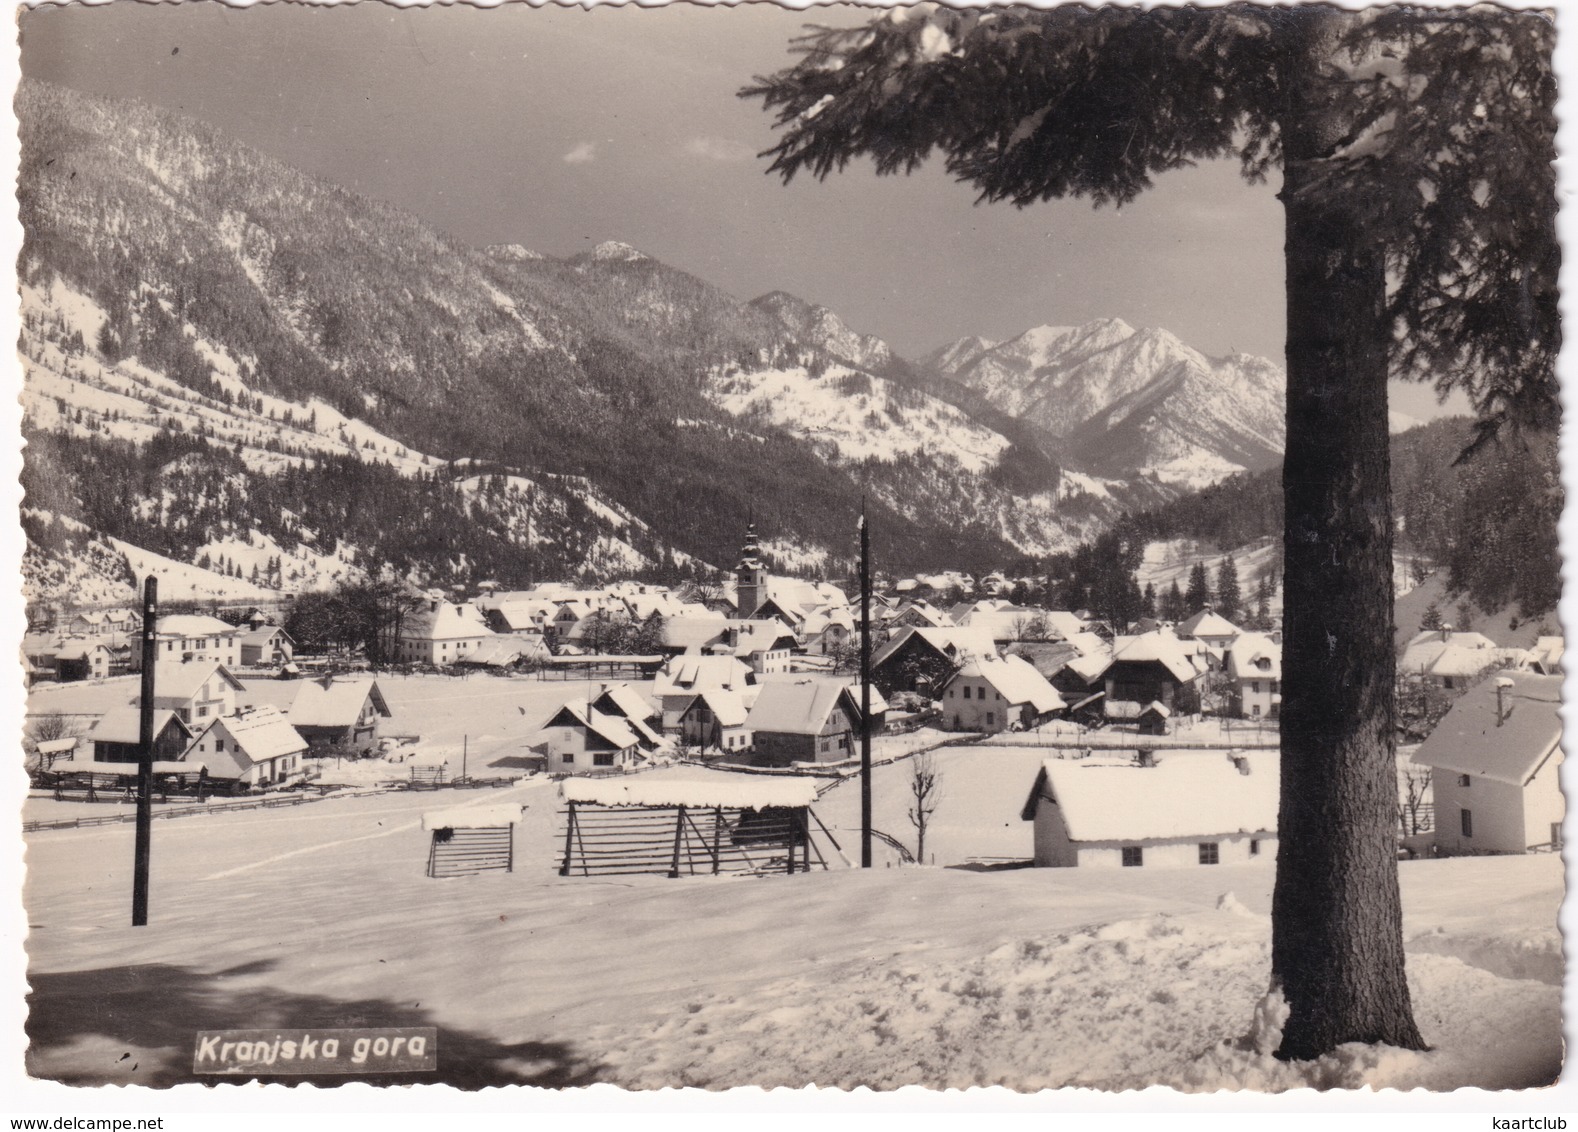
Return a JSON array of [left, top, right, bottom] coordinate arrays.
[[749, 290, 892, 372], [484, 243, 545, 262], [590, 240, 648, 262]]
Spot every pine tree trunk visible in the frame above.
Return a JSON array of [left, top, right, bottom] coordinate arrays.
[[1270, 6, 1426, 1061]]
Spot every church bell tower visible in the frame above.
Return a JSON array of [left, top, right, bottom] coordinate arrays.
[[735, 524, 766, 620]]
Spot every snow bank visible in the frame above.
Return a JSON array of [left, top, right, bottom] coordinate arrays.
[[421, 805, 526, 831], [562, 775, 817, 810]]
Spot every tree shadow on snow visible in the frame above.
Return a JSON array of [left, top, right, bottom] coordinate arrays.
[[25, 959, 606, 1089]]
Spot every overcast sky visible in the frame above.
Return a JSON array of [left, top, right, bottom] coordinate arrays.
[[19, 1, 1467, 420]]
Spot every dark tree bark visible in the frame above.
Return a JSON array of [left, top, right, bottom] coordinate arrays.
[[1271, 8, 1426, 1060]]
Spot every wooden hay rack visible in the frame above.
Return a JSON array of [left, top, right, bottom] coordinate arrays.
[[557, 776, 842, 878], [423, 804, 525, 878]]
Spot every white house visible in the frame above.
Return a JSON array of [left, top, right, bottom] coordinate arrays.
[[1020, 752, 1279, 868], [1397, 628, 1510, 690], [148, 660, 246, 727], [938, 655, 1065, 733], [1411, 670, 1563, 855], [397, 599, 495, 665], [1223, 632, 1282, 719], [150, 614, 244, 668], [677, 688, 754, 756], [653, 654, 756, 731], [186, 705, 310, 789], [531, 698, 644, 775]]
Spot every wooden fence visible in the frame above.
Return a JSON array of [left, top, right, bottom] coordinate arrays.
[[557, 802, 834, 878]]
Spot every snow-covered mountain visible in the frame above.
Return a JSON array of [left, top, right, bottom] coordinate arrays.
[[21, 78, 1184, 601], [924, 319, 1286, 488]]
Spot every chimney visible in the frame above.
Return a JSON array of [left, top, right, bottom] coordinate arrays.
[[320, 673, 334, 691], [1495, 676, 1515, 726], [1441, 623, 1453, 642]]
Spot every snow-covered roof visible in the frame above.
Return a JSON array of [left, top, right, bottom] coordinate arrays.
[[156, 614, 241, 639], [946, 655, 1065, 713], [543, 698, 642, 751], [288, 678, 390, 728], [660, 615, 732, 652], [91, 705, 193, 745], [1176, 608, 1241, 640], [237, 625, 291, 647], [36, 737, 80, 755], [422, 804, 526, 831], [403, 602, 493, 643], [746, 680, 880, 735], [1107, 630, 1204, 684], [1530, 635, 1564, 674], [870, 625, 999, 671], [1399, 630, 1498, 675], [722, 620, 799, 656], [150, 659, 244, 701], [681, 688, 751, 728], [1224, 632, 1281, 682], [561, 775, 816, 810], [1411, 670, 1562, 786], [1041, 611, 1088, 642], [593, 683, 658, 723], [457, 637, 524, 667], [206, 705, 309, 763], [1022, 753, 1279, 842], [654, 654, 754, 696]]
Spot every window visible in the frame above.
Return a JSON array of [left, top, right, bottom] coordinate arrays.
[[562, 752, 574, 764], [1121, 846, 1143, 867], [986, 712, 995, 726], [215, 739, 225, 753], [1458, 774, 1471, 788], [593, 752, 615, 767], [198, 705, 209, 718], [961, 686, 971, 700], [1251, 680, 1260, 694], [1461, 809, 1473, 838], [1198, 842, 1220, 865]]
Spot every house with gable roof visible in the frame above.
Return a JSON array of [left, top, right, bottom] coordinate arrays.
[[288, 676, 392, 753], [1411, 670, 1563, 855], [938, 655, 1066, 733], [1020, 752, 1279, 868], [397, 598, 495, 665], [149, 614, 244, 669], [90, 705, 195, 764], [1397, 627, 1522, 691], [1223, 632, 1282, 719], [653, 654, 756, 731], [590, 684, 664, 750], [1098, 629, 1206, 717], [869, 625, 998, 696], [745, 679, 885, 766], [532, 698, 645, 775], [1175, 607, 1243, 652], [187, 704, 310, 789], [148, 660, 246, 727], [677, 688, 755, 756], [238, 624, 295, 668]]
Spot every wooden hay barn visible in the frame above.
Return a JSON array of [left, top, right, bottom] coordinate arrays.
[[558, 776, 837, 878], [422, 804, 526, 878]]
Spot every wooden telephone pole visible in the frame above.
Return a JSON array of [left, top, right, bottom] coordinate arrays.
[[132, 576, 158, 926], [859, 507, 872, 868]]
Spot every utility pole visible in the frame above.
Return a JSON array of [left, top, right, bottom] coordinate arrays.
[[132, 576, 158, 927], [859, 505, 872, 868]]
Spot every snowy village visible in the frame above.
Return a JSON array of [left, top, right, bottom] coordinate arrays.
[[10, 0, 1568, 1106]]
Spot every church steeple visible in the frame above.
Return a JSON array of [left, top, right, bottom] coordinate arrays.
[[735, 524, 766, 620]]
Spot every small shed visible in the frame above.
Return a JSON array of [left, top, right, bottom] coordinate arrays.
[[558, 776, 831, 878], [1137, 701, 1171, 736], [422, 804, 526, 878], [1020, 752, 1278, 868]]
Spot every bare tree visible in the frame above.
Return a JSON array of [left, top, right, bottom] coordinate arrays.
[[906, 752, 943, 865], [25, 714, 79, 774], [1398, 767, 1433, 837]]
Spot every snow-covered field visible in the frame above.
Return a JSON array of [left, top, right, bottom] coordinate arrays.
[[19, 746, 1563, 1095], [19, 674, 1567, 1096]]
